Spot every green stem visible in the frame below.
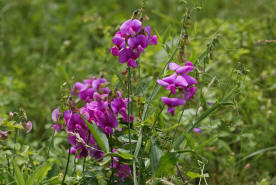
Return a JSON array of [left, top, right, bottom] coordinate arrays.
[[108, 137, 114, 184], [82, 132, 91, 173], [142, 47, 178, 121], [151, 92, 171, 130], [73, 156, 76, 175], [170, 107, 185, 146], [127, 67, 132, 154], [12, 128, 18, 175], [61, 144, 71, 185], [47, 131, 55, 158]]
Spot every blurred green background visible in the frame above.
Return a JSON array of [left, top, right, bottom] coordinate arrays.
[[1, 0, 276, 184]]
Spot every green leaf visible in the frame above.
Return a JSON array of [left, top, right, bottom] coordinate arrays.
[[174, 86, 238, 149], [12, 160, 25, 185], [156, 152, 178, 177], [26, 162, 53, 185], [106, 151, 133, 161], [133, 128, 143, 185], [195, 136, 217, 151], [187, 171, 201, 179], [150, 137, 162, 175], [134, 128, 143, 158], [238, 146, 276, 163], [80, 114, 109, 153], [185, 133, 196, 149]]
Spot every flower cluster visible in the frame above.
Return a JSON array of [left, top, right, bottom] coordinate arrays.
[[157, 61, 197, 116], [51, 76, 133, 164], [110, 19, 157, 68]]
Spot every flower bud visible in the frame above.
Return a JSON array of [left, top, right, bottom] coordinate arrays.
[[24, 121, 32, 134], [9, 112, 14, 119]]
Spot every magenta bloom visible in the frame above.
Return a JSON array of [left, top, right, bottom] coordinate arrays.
[[72, 76, 110, 102], [161, 97, 186, 116], [111, 91, 134, 123], [111, 19, 157, 68], [120, 19, 142, 36], [51, 107, 62, 132], [52, 107, 60, 123], [193, 128, 202, 133], [0, 130, 8, 142], [145, 26, 158, 45], [112, 31, 126, 49], [169, 61, 194, 74], [24, 121, 32, 134], [158, 62, 197, 116], [51, 76, 134, 162], [94, 110, 118, 135], [118, 48, 139, 68], [157, 73, 189, 94]]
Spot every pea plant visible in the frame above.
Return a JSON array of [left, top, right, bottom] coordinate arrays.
[[0, 5, 244, 185]]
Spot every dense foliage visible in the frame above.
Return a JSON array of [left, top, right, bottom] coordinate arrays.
[[0, 0, 276, 184]]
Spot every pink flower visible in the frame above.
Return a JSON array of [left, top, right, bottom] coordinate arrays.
[[120, 19, 142, 36], [52, 107, 60, 123], [161, 97, 186, 116], [51, 107, 62, 132], [169, 61, 194, 74], [193, 128, 202, 133], [158, 62, 197, 116], [157, 73, 189, 94], [110, 19, 158, 68], [0, 130, 8, 142], [25, 121, 32, 134], [244, 163, 250, 169], [145, 26, 158, 45], [111, 91, 134, 123]]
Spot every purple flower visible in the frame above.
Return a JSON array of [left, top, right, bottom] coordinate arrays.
[[193, 128, 202, 133], [161, 97, 186, 116], [112, 31, 126, 49], [111, 149, 132, 182], [145, 26, 158, 45], [111, 19, 157, 68], [110, 46, 120, 56], [64, 110, 72, 125], [120, 19, 142, 36], [158, 62, 197, 116], [169, 61, 194, 74], [24, 121, 32, 134], [72, 77, 110, 102], [52, 76, 136, 161], [0, 130, 8, 142], [94, 110, 118, 134], [69, 147, 76, 155], [157, 73, 188, 94], [51, 107, 63, 132], [128, 34, 148, 51], [182, 73, 197, 86], [9, 112, 13, 118], [90, 146, 105, 160], [118, 48, 139, 68], [185, 86, 197, 101], [111, 91, 134, 123], [51, 124, 62, 132], [52, 107, 60, 123]]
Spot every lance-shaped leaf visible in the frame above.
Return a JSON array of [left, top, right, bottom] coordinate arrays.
[[80, 114, 109, 153], [150, 137, 162, 175]]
